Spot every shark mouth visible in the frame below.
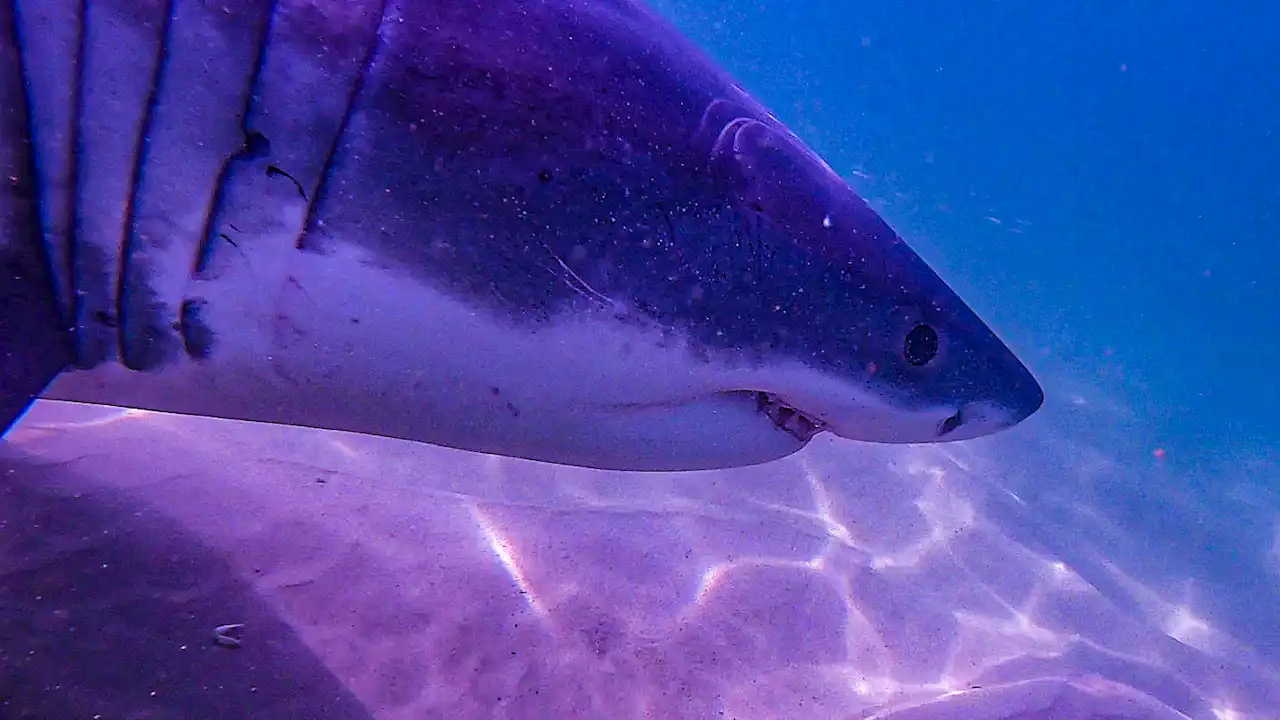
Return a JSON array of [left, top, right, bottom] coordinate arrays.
[[753, 391, 824, 442]]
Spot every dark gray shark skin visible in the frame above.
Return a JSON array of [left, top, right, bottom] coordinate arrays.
[[0, 0, 1044, 471]]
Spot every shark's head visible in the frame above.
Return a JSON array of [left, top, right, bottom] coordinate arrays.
[[446, 95, 1047, 471], [530, 106, 1045, 469], [695, 114, 1045, 447]]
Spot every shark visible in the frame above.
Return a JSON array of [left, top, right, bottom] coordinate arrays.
[[0, 0, 1043, 471]]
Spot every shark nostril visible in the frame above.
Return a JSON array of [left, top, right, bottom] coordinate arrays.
[[937, 409, 965, 437]]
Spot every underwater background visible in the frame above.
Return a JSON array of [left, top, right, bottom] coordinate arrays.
[[2, 1, 1278, 718]]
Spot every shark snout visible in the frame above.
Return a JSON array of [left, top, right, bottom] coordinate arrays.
[[933, 358, 1045, 441]]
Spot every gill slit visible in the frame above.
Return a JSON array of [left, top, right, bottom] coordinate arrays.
[[295, 0, 392, 252], [191, 0, 283, 280], [115, 0, 177, 370]]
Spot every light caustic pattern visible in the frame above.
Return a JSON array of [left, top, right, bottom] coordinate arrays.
[[1, 383, 1278, 719]]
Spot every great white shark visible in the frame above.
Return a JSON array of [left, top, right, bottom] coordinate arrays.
[[0, 0, 1043, 471]]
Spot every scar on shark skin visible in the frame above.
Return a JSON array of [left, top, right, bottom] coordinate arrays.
[[538, 240, 614, 308], [489, 386, 522, 417], [212, 623, 244, 649], [234, 129, 307, 199], [266, 165, 307, 200]]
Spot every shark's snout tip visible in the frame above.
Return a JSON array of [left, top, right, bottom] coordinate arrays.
[[1007, 366, 1046, 426]]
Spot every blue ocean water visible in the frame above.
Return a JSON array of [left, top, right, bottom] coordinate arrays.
[[3, 1, 1279, 717], [651, 0, 1280, 467]]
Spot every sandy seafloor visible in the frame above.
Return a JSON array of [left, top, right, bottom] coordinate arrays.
[[1, 360, 1278, 720]]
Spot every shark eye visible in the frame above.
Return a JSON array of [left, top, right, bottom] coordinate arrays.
[[903, 324, 940, 366]]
